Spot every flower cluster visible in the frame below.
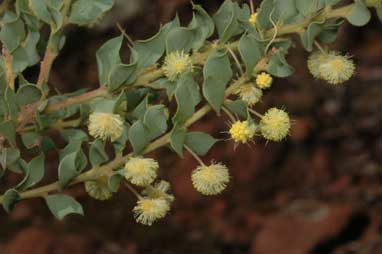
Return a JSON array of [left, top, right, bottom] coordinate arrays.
[[124, 157, 159, 186], [162, 50, 193, 81], [237, 82, 263, 105], [308, 51, 355, 85], [88, 112, 124, 141], [191, 163, 230, 195], [256, 72, 273, 89], [249, 13, 258, 26], [132, 179, 175, 225], [84, 176, 113, 201], [229, 120, 256, 144], [260, 108, 291, 141], [133, 198, 170, 226], [0, 0, 365, 226], [122, 157, 175, 225]]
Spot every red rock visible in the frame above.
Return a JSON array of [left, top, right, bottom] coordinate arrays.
[[252, 205, 353, 254], [4, 227, 54, 254]]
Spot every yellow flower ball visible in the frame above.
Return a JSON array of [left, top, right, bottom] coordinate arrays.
[[142, 180, 175, 203], [88, 112, 124, 141], [249, 13, 258, 26], [237, 83, 263, 105], [133, 198, 170, 226], [162, 50, 193, 81], [124, 157, 159, 186], [229, 120, 256, 144], [256, 72, 273, 89], [260, 108, 291, 141], [84, 176, 113, 201], [191, 163, 230, 195], [318, 52, 355, 85], [307, 51, 327, 79]]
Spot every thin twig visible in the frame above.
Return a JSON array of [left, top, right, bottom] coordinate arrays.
[[314, 40, 327, 54], [222, 106, 237, 123], [248, 108, 263, 118], [264, 9, 278, 54], [249, 0, 255, 14], [117, 22, 134, 46], [185, 145, 206, 167], [227, 46, 244, 76], [124, 182, 142, 199]]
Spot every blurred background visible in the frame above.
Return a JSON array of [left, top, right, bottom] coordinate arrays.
[[0, 0, 381, 253]]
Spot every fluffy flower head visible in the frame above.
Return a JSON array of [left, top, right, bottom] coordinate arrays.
[[88, 112, 124, 141], [256, 72, 273, 89], [133, 198, 170, 226], [124, 157, 159, 186], [229, 120, 256, 144], [308, 51, 355, 85], [84, 176, 112, 201], [237, 83, 263, 105], [307, 51, 327, 79], [163, 50, 193, 81], [318, 52, 355, 85], [249, 13, 258, 26], [142, 180, 175, 203], [191, 163, 230, 195], [260, 108, 291, 141]]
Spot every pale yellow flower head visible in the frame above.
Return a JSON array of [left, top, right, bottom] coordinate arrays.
[[307, 51, 327, 79], [133, 198, 170, 226], [237, 83, 263, 105], [229, 120, 256, 144], [142, 180, 175, 203], [256, 72, 273, 89], [308, 51, 355, 85], [260, 108, 291, 141], [191, 163, 230, 195], [162, 50, 193, 81], [249, 13, 258, 26], [124, 157, 159, 186], [318, 52, 355, 85], [88, 112, 124, 141], [84, 176, 113, 201]]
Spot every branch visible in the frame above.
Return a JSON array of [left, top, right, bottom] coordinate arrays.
[[14, 3, 354, 133], [0, 2, 358, 205], [0, 76, 247, 204], [2, 47, 15, 90]]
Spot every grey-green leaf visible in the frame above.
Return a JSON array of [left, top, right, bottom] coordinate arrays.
[[185, 132, 218, 156], [96, 36, 123, 86], [170, 125, 187, 156], [69, 0, 114, 26], [346, 0, 371, 26], [239, 33, 263, 77], [224, 100, 248, 118], [173, 74, 201, 124], [16, 85, 42, 105], [213, 0, 242, 43], [2, 189, 20, 213], [108, 170, 124, 193], [89, 140, 108, 167], [17, 154, 45, 190], [144, 105, 169, 140], [0, 120, 16, 146], [203, 50, 232, 113], [58, 150, 87, 188], [129, 120, 151, 154], [45, 194, 84, 220], [267, 50, 294, 77]]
